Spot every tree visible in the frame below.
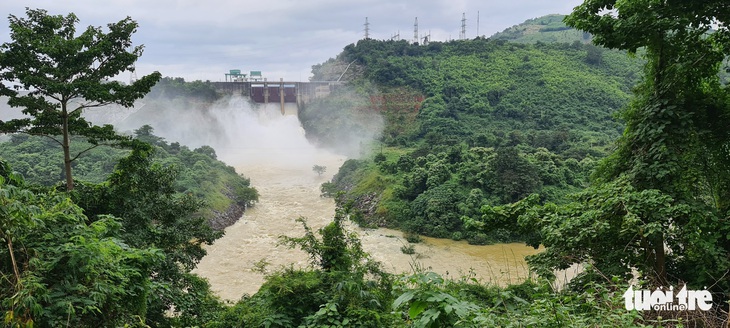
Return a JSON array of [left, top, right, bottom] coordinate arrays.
[[71, 142, 223, 327], [485, 1, 730, 287], [467, 2, 730, 298], [313, 164, 327, 176], [0, 8, 161, 191], [0, 159, 161, 327], [491, 147, 541, 203]]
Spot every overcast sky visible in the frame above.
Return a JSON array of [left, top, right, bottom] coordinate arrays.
[[0, 1, 583, 82]]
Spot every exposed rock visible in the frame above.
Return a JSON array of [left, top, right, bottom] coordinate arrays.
[[208, 185, 256, 230], [339, 192, 391, 228], [209, 201, 247, 231]]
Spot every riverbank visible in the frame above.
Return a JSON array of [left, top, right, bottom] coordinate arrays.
[[195, 147, 540, 301]]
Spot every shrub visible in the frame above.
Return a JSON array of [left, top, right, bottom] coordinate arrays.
[[403, 231, 422, 243], [400, 244, 416, 254], [466, 232, 492, 245], [373, 152, 386, 163]]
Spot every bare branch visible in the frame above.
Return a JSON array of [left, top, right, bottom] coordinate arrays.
[[11, 131, 64, 148], [69, 142, 121, 162], [69, 144, 102, 162], [69, 101, 114, 115], [40, 134, 63, 148]]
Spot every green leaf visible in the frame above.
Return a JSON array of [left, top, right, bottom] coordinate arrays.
[[393, 290, 415, 309], [409, 300, 428, 319]]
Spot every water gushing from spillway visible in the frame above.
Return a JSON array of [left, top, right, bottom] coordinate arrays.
[[185, 97, 539, 300], [83, 95, 541, 301]]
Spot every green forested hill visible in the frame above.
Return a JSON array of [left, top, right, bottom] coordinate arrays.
[[0, 77, 259, 230], [491, 14, 592, 44], [303, 34, 642, 242], [0, 128, 258, 230]]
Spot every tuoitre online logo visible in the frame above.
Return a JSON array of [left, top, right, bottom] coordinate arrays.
[[623, 285, 713, 311]]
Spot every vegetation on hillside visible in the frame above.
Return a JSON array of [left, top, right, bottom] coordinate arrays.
[[303, 4, 730, 324], [2, 2, 730, 326], [491, 14, 593, 44], [0, 125, 259, 229], [0, 10, 255, 326], [208, 209, 644, 328], [305, 35, 642, 243], [1, 145, 228, 327]]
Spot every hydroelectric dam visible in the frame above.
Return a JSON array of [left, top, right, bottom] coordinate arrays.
[[212, 79, 344, 115]]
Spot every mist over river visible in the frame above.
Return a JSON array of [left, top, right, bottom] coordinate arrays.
[[85, 96, 541, 301]]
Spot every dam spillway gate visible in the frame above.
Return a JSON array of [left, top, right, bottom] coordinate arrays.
[[212, 80, 343, 115]]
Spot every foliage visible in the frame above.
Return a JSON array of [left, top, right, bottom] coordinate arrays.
[[390, 270, 646, 328], [208, 208, 654, 327], [491, 14, 593, 44], [326, 144, 588, 240], [0, 8, 161, 190], [0, 133, 122, 186], [403, 231, 422, 244], [463, 4, 730, 324], [400, 244, 416, 255], [491, 147, 541, 203], [0, 125, 258, 227], [303, 8, 730, 323], [210, 210, 399, 328], [310, 30, 641, 239], [0, 159, 161, 327], [279, 215, 362, 272], [560, 0, 730, 288], [146, 76, 219, 103], [392, 272, 481, 327], [313, 164, 327, 177], [69, 141, 226, 327]]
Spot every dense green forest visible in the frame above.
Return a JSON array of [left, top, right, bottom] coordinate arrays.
[[0, 124, 259, 229], [304, 34, 642, 243], [0, 9, 259, 326], [301, 4, 730, 325], [0, 74, 259, 229], [2, 3, 730, 327]]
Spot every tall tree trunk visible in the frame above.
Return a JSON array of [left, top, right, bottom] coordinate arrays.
[[654, 234, 667, 285], [62, 103, 73, 191], [7, 238, 21, 289]]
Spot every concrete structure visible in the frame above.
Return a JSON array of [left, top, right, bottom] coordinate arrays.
[[211, 79, 343, 115]]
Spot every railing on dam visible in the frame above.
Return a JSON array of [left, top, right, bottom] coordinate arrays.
[[211, 80, 344, 114]]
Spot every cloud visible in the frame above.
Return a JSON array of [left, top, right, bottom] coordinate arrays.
[[0, 1, 583, 82]]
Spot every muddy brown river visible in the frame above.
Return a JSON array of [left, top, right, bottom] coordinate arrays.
[[81, 97, 550, 301], [193, 107, 542, 301]]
